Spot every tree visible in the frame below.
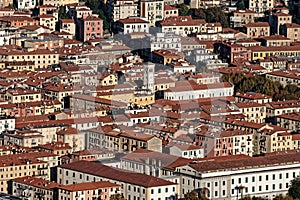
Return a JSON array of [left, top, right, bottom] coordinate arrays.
[[110, 194, 126, 200], [236, 0, 246, 10], [288, 177, 300, 199], [274, 194, 293, 200], [184, 191, 199, 200], [192, 7, 229, 28], [86, 0, 110, 30], [58, 6, 71, 19], [179, 4, 191, 16]]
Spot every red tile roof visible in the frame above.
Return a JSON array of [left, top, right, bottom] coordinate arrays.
[[60, 160, 177, 188]]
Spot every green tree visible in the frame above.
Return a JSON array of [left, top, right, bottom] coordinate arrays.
[[58, 6, 71, 19], [179, 4, 191, 16], [289, 177, 300, 199], [236, 0, 246, 10], [6, 3, 14, 9], [110, 194, 126, 200], [274, 194, 293, 200]]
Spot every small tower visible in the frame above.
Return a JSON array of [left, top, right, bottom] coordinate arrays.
[[143, 62, 155, 92]]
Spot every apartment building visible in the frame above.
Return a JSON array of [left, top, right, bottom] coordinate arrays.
[[37, 14, 56, 32], [0, 49, 59, 69], [248, 0, 274, 13], [147, 32, 182, 52], [36, 142, 72, 157], [57, 160, 178, 200], [235, 102, 266, 123], [41, 0, 79, 6], [3, 130, 43, 147], [121, 148, 190, 177], [281, 23, 300, 42], [86, 128, 162, 153], [159, 16, 206, 37], [230, 10, 256, 28], [17, 0, 36, 10], [60, 19, 76, 36], [12, 176, 59, 200], [235, 92, 272, 104], [248, 46, 300, 60], [114, 17, 149, 34], [258, 35, 291, 46], [266, 70, 300, 87], [164, 80, 234, 100], [164, 5, 179, 19], [140, 0, 164, 26], [269, 12, 292, 35], [2, 88, 42, 103], [57, 181, 121, 200], [164, 142, 204, 159], [163, 150, 300, 199], [243, 22, 270, 38], [213, 42, 251, 63], [277, 112, 300, 131], [78, 16, 103, 42], [0, 16, 38, 28], [108, 0, 138, 22], [0, 152, 57, 193]]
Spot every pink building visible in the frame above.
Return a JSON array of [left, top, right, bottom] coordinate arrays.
[[78, 16, 103, 42]]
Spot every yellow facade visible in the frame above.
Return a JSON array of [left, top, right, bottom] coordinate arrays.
[[99, 74, 118, 86], [250, 47, 300, 60]]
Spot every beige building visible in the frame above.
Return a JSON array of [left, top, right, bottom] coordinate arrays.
[[266, 70, 300, 87], [57, 181, 121, 200], [112, 0, 138, 22], [1, 88, 42, 103], [235, 92, 272, 104], [0, 152, 58, 193], [86, 128, 162, 153], [57, 160, 178, 200], [231, 10, 256, 28], [37, 14, 56, 32], [282, 23, 300, 42], [0, 49, 59, 69], [3, 130, 43, 147], [60, 19, 76, 36], [12, 176, 59, 200], [56, 127, 86, 152], [269, 12, 292, 35], [159, 16, 206, 37], [140, 0, 164, 26], [277, 112, 300, 131], [248, 0, 274, 13], [243, 22, 270, 38], [41, 0, 79, 6]]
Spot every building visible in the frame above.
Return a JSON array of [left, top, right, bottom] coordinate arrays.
[[16, 0, 36, 10], [269, 12, 292, 35], [57, 181, 121, 200], [147, 32, 182, 53], [281, 23, 300, 42], [235, 102, 267, 123], [230, 10, 256, 28], [164, 142, 204, 159], [248, 46, 300, 60], [78, 16, 103, 42], [60, 19, 76, 36], [108, 0, 138, 22], [114, 17, 149, 34], [235, 92, 272, 104], [257, 35, 291, 47], [163, 150, 300, 199], [12, 176, 59, 200], [248, 0, 274, 13], [164, 5, 179, 19], [243, 22, 270, 38], [57, 160, 178, 200], [159, 16, 206, 37], [164, 80, 234, 100], [41, 0, 79, 6], [266, 70, 300, 87], [277, 112, 300, 131], [140, 0, 164, 26]]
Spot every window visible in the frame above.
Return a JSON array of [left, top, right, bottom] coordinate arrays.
[[286, 173, 289, 178], [259, 176, 262, 181], [158, 188, 161, 193], [266, 185, 268, 191], [266, 175, 268, 181], [259, 186, 262, 191], [151, 189, 154, 194], [279, 174, 282, 179], [252, 177, 255, 182], [215, 182, 218, 186], [232, 179, 234, 184]]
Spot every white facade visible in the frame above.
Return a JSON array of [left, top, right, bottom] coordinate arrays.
[[148, 33, 182, 52], [0, 117, 15, 132], [164, 82, 234, 100], [57, 161, 178, 200], [17, 0, 36, 10]]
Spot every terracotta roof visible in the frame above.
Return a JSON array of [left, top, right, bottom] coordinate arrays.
[[13, 176, 59, 190], [60, 160, 177, 188], [118, 17, 149, 24], [244, 22, 269, 28], [58, 181, 120, 192]]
